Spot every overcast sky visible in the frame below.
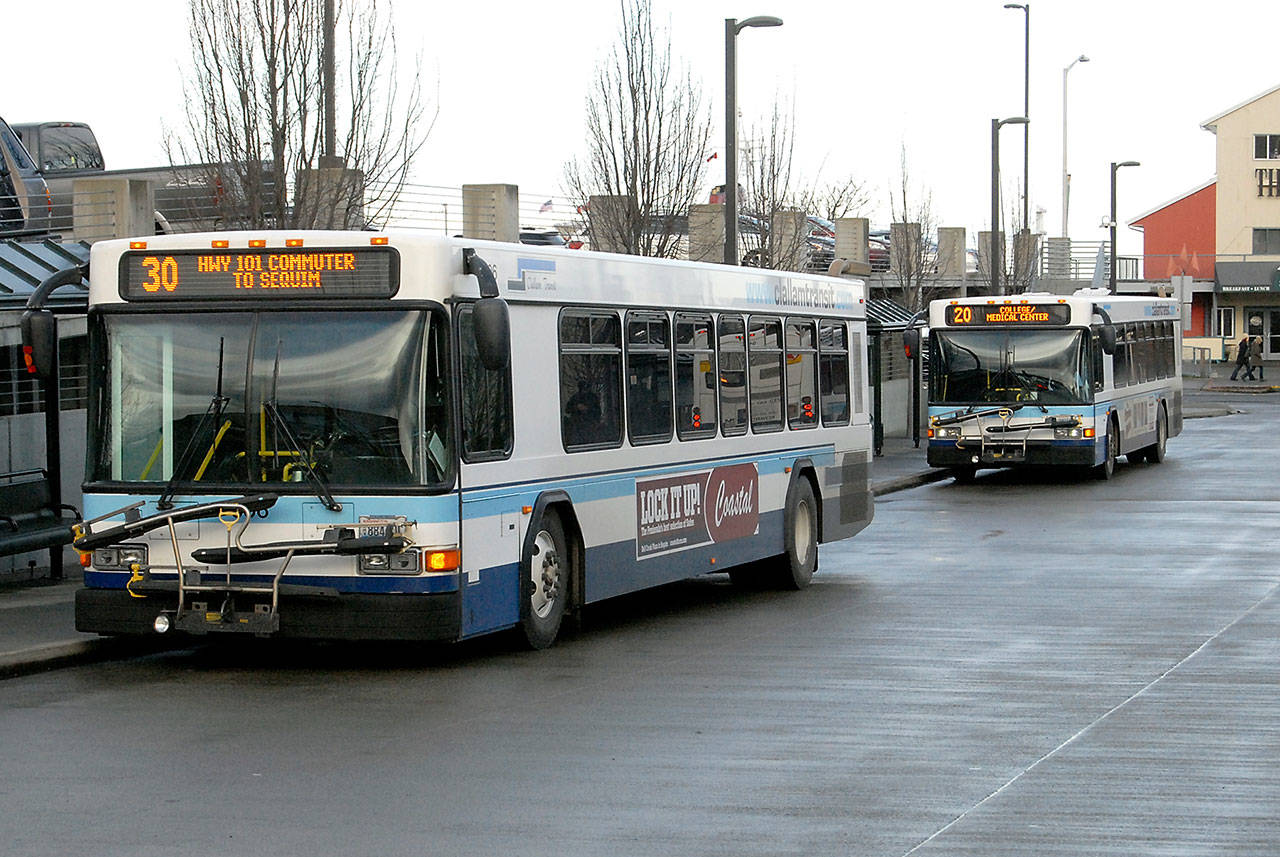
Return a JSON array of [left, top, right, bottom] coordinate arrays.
[[7, 0, 1273, 257]]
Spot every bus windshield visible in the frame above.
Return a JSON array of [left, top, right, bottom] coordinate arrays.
[[88, 309, 449, 489], [931, 328, 1090, 406]]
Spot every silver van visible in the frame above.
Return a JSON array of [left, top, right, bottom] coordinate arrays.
[[0, 116, 51, 232]]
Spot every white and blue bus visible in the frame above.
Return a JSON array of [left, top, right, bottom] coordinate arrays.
[[61, 230, 874, 647], [913, 290, 1182, 482]]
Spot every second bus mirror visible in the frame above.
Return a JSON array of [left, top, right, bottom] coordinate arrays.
[[1098, 325, 1117, 355], [903, 328, 921, 360], [20, 310, 58, 381], [472, 297, 510, 371]]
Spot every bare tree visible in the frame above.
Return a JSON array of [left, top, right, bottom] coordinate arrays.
[[806, 174, 870, 224], [563, 0, 713, 258], [169, 0, 430, 231], [886, 146, 947, 313]]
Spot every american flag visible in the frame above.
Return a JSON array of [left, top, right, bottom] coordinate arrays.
[[539, 199, 553, 213]]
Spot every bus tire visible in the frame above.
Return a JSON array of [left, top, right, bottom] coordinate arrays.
[[1095, 416, 1119, 480], [520, 512, 569, 650], [1145, 405, 1168, 464], [774, 477, 818, 590]]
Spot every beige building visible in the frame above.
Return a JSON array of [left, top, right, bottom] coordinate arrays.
[[1202, 84, 1280, 259]]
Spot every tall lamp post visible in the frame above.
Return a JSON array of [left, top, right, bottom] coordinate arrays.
[[1061, 54, 1089, 237], [724, 15, 783, 266], [991, 115, 1029, 296], [1109, 160, 1140, 290], [1004, 3, 1030, 233]]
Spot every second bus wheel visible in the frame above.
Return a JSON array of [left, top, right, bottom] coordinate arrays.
[[773, 477, 818, 590], [520, 512, 570, 649]]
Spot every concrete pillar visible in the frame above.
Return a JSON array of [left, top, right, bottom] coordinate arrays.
[[72, 177, 154, 241], [688, 203, 725, 263], [978, 231, 1003, 286], [936, 227, 967, 277], [586, 194, 637, 254], [462, 183, 520, 242], [1012, 228, 1038, 289], [294, 167, 365, 229], [1044, 236, 1071, 278], [771, 208, 808, 271], [890, 222, 922, 275], [835, 217, 870, 267]]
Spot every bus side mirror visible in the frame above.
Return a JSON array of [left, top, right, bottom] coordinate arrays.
[[472, 297, 510, 371], [903, 328, 920, 360], [20, 310, 58, 380], [1098, 325, 1117, 355]]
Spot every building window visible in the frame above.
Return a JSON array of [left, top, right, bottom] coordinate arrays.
[[1255, 135, 1280, 160], [1216, 307, 1235, 339], [1253, 228, 1280, 255]]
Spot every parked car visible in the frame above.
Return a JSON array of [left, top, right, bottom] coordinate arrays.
[[519, 229, 567, 246], [0, 116, 51, 233], [869, 237, 890, 271]]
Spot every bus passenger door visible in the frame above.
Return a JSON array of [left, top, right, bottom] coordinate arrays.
[[454, 302, 521, 638]]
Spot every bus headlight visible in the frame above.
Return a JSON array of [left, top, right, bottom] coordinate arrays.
[[1054, 426, 1085, 439], [92, 544, 148, 570], [934, 426, 961, 439], [359, 549, 421, 574]]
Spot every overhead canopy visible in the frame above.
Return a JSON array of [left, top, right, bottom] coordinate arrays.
[[1214, 261, 1280, 293], [0, 239, 90, 310], [866, 298, 915, 331]]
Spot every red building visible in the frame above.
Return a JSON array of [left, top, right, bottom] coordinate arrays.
[[1129, 180, 1216, 335]]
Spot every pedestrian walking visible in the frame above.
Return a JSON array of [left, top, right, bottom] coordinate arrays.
[[1247, 335, 1265, 382], [1230, 335, 1250, 380]]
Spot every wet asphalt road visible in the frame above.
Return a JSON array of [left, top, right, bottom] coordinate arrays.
[[1, 395, 1278, 856]]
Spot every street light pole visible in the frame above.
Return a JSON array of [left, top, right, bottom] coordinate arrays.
[[1004, 4, 1030, 233], [1110, 160, 1140, 291], [992, 116, 1028, 296], [1061, 54, 1089, 237], [724, 15, 783, 266]]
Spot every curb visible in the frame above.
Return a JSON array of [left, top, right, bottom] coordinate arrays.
[[872, 469, 951, 497], [0, 638, 168, 681]]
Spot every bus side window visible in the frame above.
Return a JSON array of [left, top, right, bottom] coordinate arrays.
[[625, 312, 673, 445], [718, 314, 748, 436], [674, 312, 717, 440], [1091, 331, 1105, 393], [819, 319, 851, 425], [748, 316, 784, 433], [458, 304, 513, 462], [560, 310, 623, 451], [786, 318, 818, 429]]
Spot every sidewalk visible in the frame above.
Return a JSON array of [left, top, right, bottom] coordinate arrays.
[[0, 408, 1231, 678]]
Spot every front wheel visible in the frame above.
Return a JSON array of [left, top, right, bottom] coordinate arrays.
[[772, 477, 818, 590], [520, 513, 569, 649], [1095, 417, 1118, 480]]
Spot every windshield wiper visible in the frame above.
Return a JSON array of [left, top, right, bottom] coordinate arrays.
[[263, 343, 342, 512], [158, 338, 229, 510]]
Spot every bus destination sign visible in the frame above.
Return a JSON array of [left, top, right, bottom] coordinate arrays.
[[946, 302, 1071, 327], [119, 247, 399, 300]]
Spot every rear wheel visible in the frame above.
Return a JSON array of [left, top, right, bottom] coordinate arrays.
[[1145, 405, 1168, 464], [520, 513, 569, 650], [771, 478, 818, 590]]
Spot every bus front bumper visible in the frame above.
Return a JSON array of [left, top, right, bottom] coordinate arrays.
[[927, 439, 1096, 469], [75, 586, 462, 642]]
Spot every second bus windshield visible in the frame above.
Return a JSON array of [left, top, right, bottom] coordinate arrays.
[[931, 329, 1090, 405]]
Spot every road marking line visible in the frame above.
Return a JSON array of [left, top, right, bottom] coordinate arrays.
[[900, 578, 1280, 856]]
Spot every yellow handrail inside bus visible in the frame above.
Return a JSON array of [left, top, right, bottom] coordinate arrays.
[[193, 419, 233, 481], [139, 435, 163, 480]]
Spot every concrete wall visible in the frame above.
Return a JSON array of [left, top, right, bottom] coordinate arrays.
[[688, 203, 724, 263], [72, 177, 154, 242]]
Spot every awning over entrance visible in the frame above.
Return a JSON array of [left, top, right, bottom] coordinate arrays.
[[1214, 261, 1280, 293]]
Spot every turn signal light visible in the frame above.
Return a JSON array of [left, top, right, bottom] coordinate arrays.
[[1084, 427, 1096, 438], [424, 549, 461, 572], [129, 241, 147, 250]]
